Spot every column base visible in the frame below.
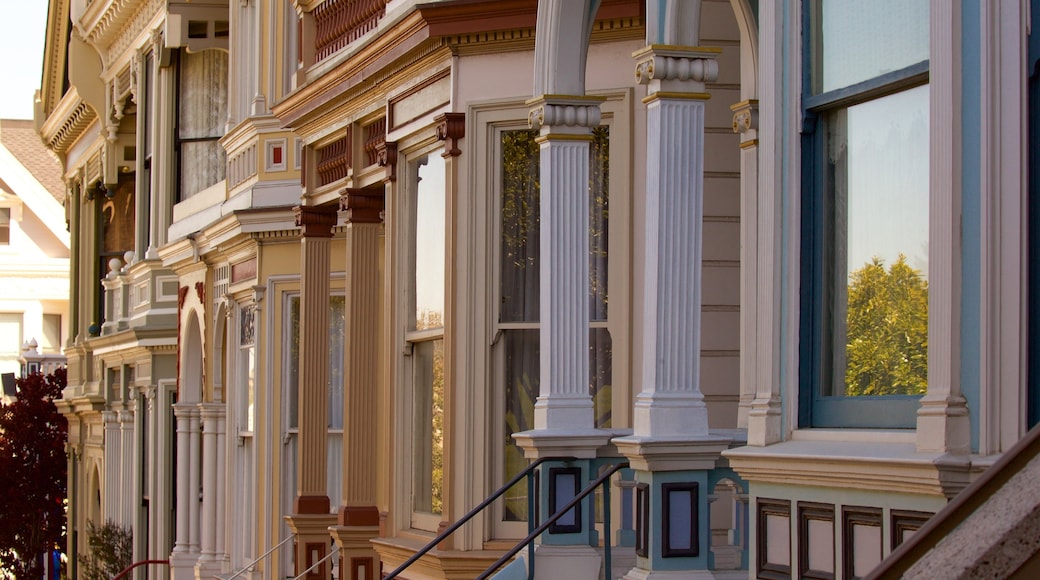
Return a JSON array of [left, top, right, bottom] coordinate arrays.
[[285, 513, 338, 579], [169, 551, 200, 580], [194, 558, 222, 580], [330, 523, 380, 580], [513, 428, 612, 460], [623, 568, 721, 580], [527, 544, 603, 580], [612, 434, 732, 472]]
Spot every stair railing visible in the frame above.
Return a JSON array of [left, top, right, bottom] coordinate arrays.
[[221, 533, 296, 580], [476, 461, 631, 580], [384, 456, 562, 579]]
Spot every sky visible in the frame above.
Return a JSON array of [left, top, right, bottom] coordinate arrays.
[[0, 3, 49, 120]]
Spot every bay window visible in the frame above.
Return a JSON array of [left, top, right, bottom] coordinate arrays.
[[801, 0, 929, 428]]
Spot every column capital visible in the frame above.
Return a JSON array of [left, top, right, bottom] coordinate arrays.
[[294, 204, 338, 238], [633, 44, 720, 96], [527, 94, 606, 134], [730, 99, 759, 141], [339, 188, 384, 224], [435, 112, 466, 157]]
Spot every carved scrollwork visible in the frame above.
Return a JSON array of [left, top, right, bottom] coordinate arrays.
[[635, 54, 719, 85], [528, 103, 602, 130], [730, 100, 759, 135]]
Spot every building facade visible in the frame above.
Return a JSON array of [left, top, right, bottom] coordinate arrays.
[[38, 0, 1040, 579]]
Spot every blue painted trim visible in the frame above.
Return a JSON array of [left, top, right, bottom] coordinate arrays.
[[960, 0, 982, 452]]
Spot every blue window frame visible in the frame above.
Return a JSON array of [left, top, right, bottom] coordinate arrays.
[[799, 0, 930, 428]]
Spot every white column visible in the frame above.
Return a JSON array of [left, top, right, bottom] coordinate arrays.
[[214, 409, 227, 563], [188, 408, 201, 554], [629, 46, 721, 439], [172, 403, 192, 553], [119, 408, 135, 527], [199, 404, 220, 561], [102, 411, 121, 522]]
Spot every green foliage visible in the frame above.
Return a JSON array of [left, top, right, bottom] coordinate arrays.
[[844, 255, 928, 396], [78, 520, 132, 580]]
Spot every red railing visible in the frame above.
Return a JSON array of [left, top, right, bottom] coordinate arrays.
[[112, 559, 169, 580], [314, 0, 388, 63], [317, 128, 352, 186]]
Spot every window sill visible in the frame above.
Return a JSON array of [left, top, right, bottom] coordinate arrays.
[[724, 436, 972, 498]]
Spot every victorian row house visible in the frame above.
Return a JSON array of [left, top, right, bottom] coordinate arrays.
[[38, 0, 1040, 578]]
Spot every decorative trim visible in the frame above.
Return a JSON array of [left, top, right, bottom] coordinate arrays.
[[730, 99, 759, 134], [661, 482, 699, 558], [842, 506, 883, 580], [194, 281, 205, 304], [756, 498, 792, 580], [435, 112, 465, 157], [890, 509, 932, 550], [294, 205, 338, 238], [266, 138, 289, 172], [798, 502, 835, 580], [636, 482, 650, 557], [376, 141, 397, 182], [340, 188, 385, 224], [547, 466, 582, 535], [641, 92, 712, 104], [527, 95, 605, 130]]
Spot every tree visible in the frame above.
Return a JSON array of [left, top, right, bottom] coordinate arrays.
[[79, 520, 132, 580], [844, 255, 928, 396], [0, 368, 68, 577]]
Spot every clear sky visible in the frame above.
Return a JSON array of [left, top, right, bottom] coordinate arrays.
[[0, 4, 49, 120]]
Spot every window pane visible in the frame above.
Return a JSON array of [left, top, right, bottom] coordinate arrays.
[[500, 130, 540, 323], [412, 338, 444, 515], [813, 0, 928, 94], [825, 85, 929, 397], [502, 329, 538, 521], [414, 154, 446, 330]]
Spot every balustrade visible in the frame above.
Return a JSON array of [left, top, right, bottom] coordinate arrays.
[[314, 0, 388, 63]]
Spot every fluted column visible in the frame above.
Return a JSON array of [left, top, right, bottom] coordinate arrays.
[[188, 408, 201, 554], [286, 204, 338, 580], [214, 409, 227, 563], [102, 411, 121, 522], [630, 45, 722, 439], [330, 188, 383, 579], [119, 408, 135, 527], [614, 43, 732, 580], [199, 404, 221, 562], [171, 403, 192, 554], [532, 96, 602, 432]]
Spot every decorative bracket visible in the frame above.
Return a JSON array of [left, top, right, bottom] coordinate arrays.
[[376, 141, 398, 183], [435, 113, 466, 158], [633, 45, 721, 94]]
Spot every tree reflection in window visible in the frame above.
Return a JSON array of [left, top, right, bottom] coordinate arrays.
[[500, 126, 611, 521]]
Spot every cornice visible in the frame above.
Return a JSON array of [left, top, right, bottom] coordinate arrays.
[[274, 0, 641, 135], [40, 0, 71, 117], [79, 0, 165, 69], [39, 89, 99, 159]]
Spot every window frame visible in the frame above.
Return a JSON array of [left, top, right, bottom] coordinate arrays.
[[399, 143, 449, 533], [799, 0, 930, 429]]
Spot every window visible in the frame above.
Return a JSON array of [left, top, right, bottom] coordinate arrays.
[[174, 49, 227, 201], [0, 313, 22, 376], [0, 208, 10, 245], [801, 0, 929, 428], [496, 125, 612, 525], [405, 151, 446, 530], [42, 314, 62, 354]]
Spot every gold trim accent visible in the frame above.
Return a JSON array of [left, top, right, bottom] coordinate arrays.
[[632, 44, 725, 58], [642, 92, 712, 104], [533, 134, 595, 144], [739, 139, 759, 149], [526, 94, 610, 105], [730, 99, 760, 111]]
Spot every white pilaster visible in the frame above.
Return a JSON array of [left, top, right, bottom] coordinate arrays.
[[188, 408, 201, 553], [199, 404, 220, 562], [916, 0, 970, 455], [171, 402, 192, 551], [732, 100, 758, 430]]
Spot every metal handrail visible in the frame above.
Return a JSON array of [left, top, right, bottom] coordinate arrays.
[[112, 559, 169, 580], [384, 456, 564, 579], [292, 545, 339, 580], [222, 534, 296, 580], [476, 461, 631, 580]]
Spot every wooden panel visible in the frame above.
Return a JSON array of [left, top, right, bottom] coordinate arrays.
[[798, 502, 835, 580], [757, 498, 792, 580], [842, 506, 882, 580]]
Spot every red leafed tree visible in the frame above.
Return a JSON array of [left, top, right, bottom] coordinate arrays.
[[0, 368, 68, 577]]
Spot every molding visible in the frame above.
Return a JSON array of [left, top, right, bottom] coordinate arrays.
[[294, 204, 338, 237], [434, 112, 465, 158], [339, 188, 384, 224]]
